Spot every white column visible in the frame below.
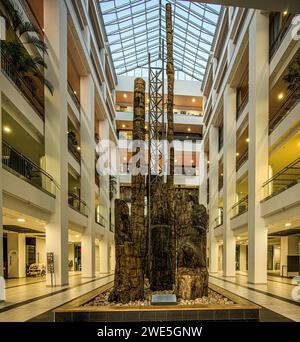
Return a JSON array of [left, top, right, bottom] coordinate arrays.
[[199, 141, 208, 206], [80, 75, 96, 278], [223, 84, 236, 277], [44, 0, 69, 286], [99, 236, 109, 274], [248, 11, 269, 284], [0, 76, 4, 300], [18, 234, 26, 278], [208, 125, 219, 273]]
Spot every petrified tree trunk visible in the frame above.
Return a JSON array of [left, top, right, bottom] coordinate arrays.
[[131, 78, 146, 280], [166, 2, 176, 286], [109, 200, 144, 303], [175, 192, 209, 299]]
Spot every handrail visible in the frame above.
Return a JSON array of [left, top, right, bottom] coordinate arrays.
[[95, 211, 106, 227], [1, 49, 44, 119], [262, 156, 300, 201], [270, 14, 294, 60], [236, 93, 248, 119], [68, 192, 87, 215], [2, 141, 56, 196], [269, 85, 300, 134], [232, 195, 248, 218], [213, 212, 223, 228], [236, 150, 248, 171], [67, 82, 81, 113]]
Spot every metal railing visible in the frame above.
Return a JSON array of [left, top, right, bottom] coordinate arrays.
[[68, 192, 87, 215], [68, 139, 81, 163], [232, 195, 248, 218], [95, 211, 106, 227], [236, 93, 248, 120], [213, 212, 223, 228], [270, 14, 294, 60], [67, 82, 81, 113], [269, 85, 300, 134], [1, 50, 44, 119], [2, 141, 55, 196], [236, 150, 248, 171], [262, 156, 300, 201]]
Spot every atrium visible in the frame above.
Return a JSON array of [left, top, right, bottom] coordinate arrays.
[[0, 0, 300, 327]]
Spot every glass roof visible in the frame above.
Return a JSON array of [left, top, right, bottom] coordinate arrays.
[[98, 0, 221, 82]]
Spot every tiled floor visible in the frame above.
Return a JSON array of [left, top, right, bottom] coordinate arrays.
[[0, 272, 114, 322], [210, 273, 300, 322], [1, 272, 299, 322]]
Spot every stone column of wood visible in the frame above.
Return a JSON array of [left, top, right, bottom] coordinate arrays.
[[166, 2, 176, 286], [109, 200, 144, 303], [131, 77, 146, 279]]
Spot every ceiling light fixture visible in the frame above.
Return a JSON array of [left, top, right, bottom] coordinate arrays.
[[236, 152, 240, 157], [3, 126, 11, 133], [17, 218, 25, 223], [246, 138, 250, 143], [122, 124, 126, 128], [187, 128, 191, 132], [123, 93, 127, 99], [192, 98, 196, 103], [75, 234, 80, 238], [285, 222, 292, 227], [283, 10, 288, 15], [278, 93, 284, 100], [77, 146, 81, 151], [74, 90, 77, 95]]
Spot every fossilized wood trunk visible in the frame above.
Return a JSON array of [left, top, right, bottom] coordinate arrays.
[[175, 192, 209, 299], [149, 178, 173, 290], [131, 78, 146, 276], [109, 200, 144, 303]]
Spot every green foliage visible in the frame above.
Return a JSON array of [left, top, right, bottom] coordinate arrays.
[[283, 55, 300, 92], [1, 0, 53, 94]]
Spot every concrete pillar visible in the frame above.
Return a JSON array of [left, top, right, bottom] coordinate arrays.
[[199, 141, 208, 206], [223, 84, 236, 277], [0, 78, 4, 301], [240, 244, 247, 272], [208, 125, 219, 273], [80, 75, 96, 278], [44, 0, 69, 286], [99, 237, 109, 274], [212, 58, 218, 106], [18, 234, 26, 278], [218, 244, 223, 272], [248, 11, 269, 284]]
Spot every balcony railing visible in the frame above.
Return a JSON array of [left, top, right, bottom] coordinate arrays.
[[2, 141, 55, 196], [269, 14, 294, 60], [213, 212, 223, 228], [1, 50, 44, 119], [236, 93, 248, 120], [269, 85, 300, 134], [95, 211, 106, 227], [262, 156, 300, 201], [232, 195, 248, 218], [236, 150, 248, 171], [68, 139, 81, 163], [67, 82, 81, 113], [68, 192, 87, 215]]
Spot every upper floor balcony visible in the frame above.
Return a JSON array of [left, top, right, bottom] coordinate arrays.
[[68, 191, 87, 216], [1, 50, 44, 119], [2, 141, 55, 197], [232, 195, 248, 219]]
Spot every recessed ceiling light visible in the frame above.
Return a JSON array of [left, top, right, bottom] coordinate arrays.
[[285, 222, 292, 227], [236, 152, 240, 156], [175, 159, 177, 163], [74, 90, 77, 95], [147, 99, 150, 103], [77, 146, 81, 151], [221, 173, 223, 176], [237, 236, 240, 240], [123, 157, 127, 161], [144, 125, 147, 129], [207, 161, 210, 164], [75, 234, 80, 238], [192, 98, 196, 103], [283, 10, 288, 15], [18, 218, 25, 222], [122, 124, 126, 128], [278, 93, 284, 100], [187, 128, 191, 132], [246, 138, 250, 143], [191, 159, 194, 163], [123, 93, 127, 99], [3, 126, 11, 133]]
